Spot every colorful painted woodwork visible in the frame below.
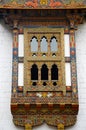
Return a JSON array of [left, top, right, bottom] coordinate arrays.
[[11, 12, 79, 129], [0, 1, 86, 130], [0, 0, 86, 9]]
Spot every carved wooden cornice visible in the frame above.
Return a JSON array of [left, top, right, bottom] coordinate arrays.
[[0, 9, 85, 29]]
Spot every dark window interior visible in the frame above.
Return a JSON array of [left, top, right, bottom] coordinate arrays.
[[41, 64, 48, 80], [31, 64, 38, 80], [51, 64, 58, 80]]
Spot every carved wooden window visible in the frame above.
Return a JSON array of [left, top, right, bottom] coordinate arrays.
[[51, 64, 58, 80], [41, 36, 48, 52], [7, 5, 82, 130], [50, 36, 58, 52], [41, 64, 48, 80], [31, 64, 38, 80], [24, 28, 65, 92], [31, 36, 38, 52]]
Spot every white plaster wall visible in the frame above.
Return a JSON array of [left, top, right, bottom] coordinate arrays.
[[0, 20, 86, 130]]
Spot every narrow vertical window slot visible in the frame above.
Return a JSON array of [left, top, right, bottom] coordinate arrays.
[[18, 63, 24, 86], [41, 64, 48, 80], [18, 34, 24, 57], [65, 63, 71, 86], [64, 34, 70, 57]]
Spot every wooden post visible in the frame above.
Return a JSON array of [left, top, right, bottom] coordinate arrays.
[[67, 15, 78, 98], [57, 124, 64, 130], [25, 124, 32, 130], [69, 28, 77, 97], [12, 20, 19, 94]]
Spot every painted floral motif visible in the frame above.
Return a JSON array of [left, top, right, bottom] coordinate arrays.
[[0, 0, 86, 8], [25, 0, 38, 8], [49, 0, 63, 7]]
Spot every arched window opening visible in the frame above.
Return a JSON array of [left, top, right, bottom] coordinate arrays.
[[31, 36, 38, 52], [41, 64, 48, 80], [50, 37, 58, 52], [41, 36, 48, 52], [51, 64, 58, 80], [31, 64, 38, 80]]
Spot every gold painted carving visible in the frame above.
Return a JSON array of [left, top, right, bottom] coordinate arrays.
[[58, 124, 64, 130], [40, 0, 48, 5], [25, 124, 32, 130]]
